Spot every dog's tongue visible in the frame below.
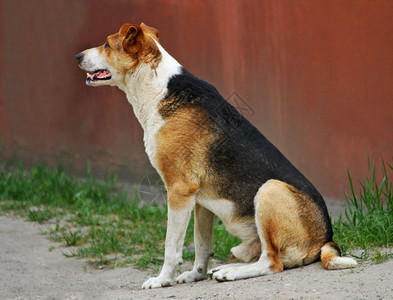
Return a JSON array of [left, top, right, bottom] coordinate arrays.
[[96, 70, 111, 79], [87, 70, 111, 80]]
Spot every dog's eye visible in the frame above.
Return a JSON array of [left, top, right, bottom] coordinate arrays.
[[104, 42, 110, 49]]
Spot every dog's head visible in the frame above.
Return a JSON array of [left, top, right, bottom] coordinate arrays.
[[76, 23, 161, 87]]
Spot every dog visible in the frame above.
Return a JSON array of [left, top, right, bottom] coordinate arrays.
[[76, 22, 357, 289]]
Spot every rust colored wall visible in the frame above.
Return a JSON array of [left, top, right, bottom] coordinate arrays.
[[1, 0, 392, 198]]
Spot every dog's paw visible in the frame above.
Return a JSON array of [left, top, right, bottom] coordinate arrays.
[[176, 270, 206, 284], [212, 268, 238, 282], [207, 266, 230, 279], [207, 263, 246, 278], [212, 262, 271, 282], [142, 276, 173, 289], [207, 267, 220, 278]]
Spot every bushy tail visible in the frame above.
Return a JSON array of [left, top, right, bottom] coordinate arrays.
[[321, 241, 358, 270]]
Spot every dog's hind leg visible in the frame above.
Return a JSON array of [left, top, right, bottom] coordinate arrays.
[[212, 179, 331, 281], [213, 179, 309, 281], [176, 203, 215, 283]]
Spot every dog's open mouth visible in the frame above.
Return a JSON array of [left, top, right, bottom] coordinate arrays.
[[86, 70, 112, 82]]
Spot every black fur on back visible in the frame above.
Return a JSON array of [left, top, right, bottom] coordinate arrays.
[[161, 68, 333, 242]]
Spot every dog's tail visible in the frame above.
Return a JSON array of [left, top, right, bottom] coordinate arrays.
[[320, 241, 357, 270]]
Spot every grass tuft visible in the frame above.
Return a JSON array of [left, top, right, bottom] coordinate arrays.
[[333, 156, 393, 256], [27, 208, 55, 224]]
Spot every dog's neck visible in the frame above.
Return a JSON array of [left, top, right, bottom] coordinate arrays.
[[120, 40, 181, 132]]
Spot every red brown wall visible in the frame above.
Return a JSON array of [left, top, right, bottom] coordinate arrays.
[[1, 0, 392, 198]]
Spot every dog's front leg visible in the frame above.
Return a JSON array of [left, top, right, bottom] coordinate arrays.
[[142, 192, 195, 289], [176, 203, 214, 284]]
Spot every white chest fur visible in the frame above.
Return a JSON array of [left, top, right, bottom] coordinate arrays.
[[122, 39, 181, 168]]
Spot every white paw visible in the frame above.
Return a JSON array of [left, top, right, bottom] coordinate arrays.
[[207, 266, 220, 277], [212, 263, 271, 282], [212, 268, 238, 281], [207, 266, 228, 278], [207, 263, 245, 277], [142, 276, 173, 289], [207, 268, 214, 277], [176, 269, 206, 284]]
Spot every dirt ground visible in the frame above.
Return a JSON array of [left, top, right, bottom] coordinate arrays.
[[1, 199, 392, 300]]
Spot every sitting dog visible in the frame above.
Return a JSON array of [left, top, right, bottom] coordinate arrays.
[[76, 22, 357, 289]]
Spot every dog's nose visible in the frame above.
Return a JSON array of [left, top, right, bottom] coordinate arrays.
[[75, 52, 84, 64]]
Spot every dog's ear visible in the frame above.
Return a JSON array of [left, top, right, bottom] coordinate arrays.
[[121, 24, 140, 50], [140, 23, 159, 41]]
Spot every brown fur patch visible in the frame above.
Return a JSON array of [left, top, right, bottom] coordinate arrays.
[[255, 180, 327, 271], [155, 108, 215, 210], [286, 184, 326, 264], [261, 210, 284, 272], [98, 23, 162, 75]]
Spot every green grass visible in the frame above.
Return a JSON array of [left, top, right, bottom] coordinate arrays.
[[1, 156, 392, 271], [333, 156, 393, 262], [27, 208, 57, 224], [0, 163, 238, 270]]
